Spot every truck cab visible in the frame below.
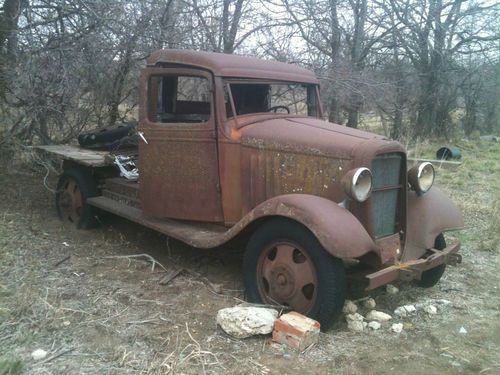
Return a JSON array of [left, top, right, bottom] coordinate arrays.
[[43, 50, 464, 330]]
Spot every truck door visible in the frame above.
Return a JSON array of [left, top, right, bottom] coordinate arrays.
[[138, 68, 223, 222]]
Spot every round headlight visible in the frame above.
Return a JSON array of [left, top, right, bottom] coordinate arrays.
[[408, 162, 435, 194], [342, 167, 373, 202]]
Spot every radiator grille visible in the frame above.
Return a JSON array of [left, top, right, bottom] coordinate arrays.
[[371, 154, 403, 238]]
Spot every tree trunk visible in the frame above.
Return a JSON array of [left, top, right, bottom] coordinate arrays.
[[415, 71, 438, 137], [345, 0, 367, 129], [346, 92, 362, 128], [0, 0, 22, 98], [346, 106, 359, 128], [328, 93, 341, 123], [463, 98, 477, 135]]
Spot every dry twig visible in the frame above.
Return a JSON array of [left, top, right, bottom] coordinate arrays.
[[104, 253, 167, 272], [42, 348, 76, 363]]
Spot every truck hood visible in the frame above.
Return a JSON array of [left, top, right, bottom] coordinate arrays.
[[239, 116, 399, 160]]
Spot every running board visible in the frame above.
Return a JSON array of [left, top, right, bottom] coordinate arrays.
[[87, 196, 228, 248]]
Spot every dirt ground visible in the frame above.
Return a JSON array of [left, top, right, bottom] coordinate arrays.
[[0, 140, 499, 374]]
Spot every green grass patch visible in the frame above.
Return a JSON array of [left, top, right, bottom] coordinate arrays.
[[0, 358, 22, 375], [409, 139, 500, 253]]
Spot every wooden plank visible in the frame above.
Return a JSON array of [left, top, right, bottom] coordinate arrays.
[[407, 157, 461, 170], [34, 145, 110, 167]]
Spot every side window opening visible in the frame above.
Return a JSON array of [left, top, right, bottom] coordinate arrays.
[[148, 75, 211, 123]]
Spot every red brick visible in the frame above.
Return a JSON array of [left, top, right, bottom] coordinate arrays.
[[272, 311, 320, 351]]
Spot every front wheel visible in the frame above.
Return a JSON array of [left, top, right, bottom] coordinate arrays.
[[417, 234, 447, 288], [243, 219, 346, 331]]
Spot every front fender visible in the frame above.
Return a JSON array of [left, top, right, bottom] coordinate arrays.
[[403, 187, 464, 261], [237, 194, 375, 259]]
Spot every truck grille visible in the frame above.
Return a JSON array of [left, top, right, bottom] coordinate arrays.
[[371, 153, 403, 238]]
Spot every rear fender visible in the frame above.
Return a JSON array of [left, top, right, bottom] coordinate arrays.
[[241, 194, 375, 259], [403, 187, 464, 261]]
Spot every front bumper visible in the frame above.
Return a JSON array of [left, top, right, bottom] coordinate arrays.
[[365, 242, 462, 290]]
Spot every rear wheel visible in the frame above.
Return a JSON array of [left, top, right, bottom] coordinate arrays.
[[417, 234, 447, 288], [56, 168, 99, 229], [243, 219, 346, 331]]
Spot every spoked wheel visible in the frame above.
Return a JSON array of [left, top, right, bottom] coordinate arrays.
[[244, 219, 347, 331], [56, 168, 99, 229], [257, 242, 318, 313]]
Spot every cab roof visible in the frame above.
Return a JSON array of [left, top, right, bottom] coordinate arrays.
[[147, 49, 319, 84]]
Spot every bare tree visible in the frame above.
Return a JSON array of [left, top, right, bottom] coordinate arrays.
[[184, 0, 269, 53], [385, 0, 499, 136], [281, 0, 393, 127]]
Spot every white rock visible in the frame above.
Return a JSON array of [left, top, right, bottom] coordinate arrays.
[[366, 310, 392, 322], [459, 326, 467, 334], [216, 306, 278, 338], [394, 305, 417, 317], [347, 320, 365, 332], [394, 307, 406, 317], [405, 305, 416, 313], [417, 299, 451, 309], [345, 312, 364, 322], [363, 298, 376, 310], [391, 323, 403, 333], [424, 305, 438, 315], [31, 349, 48, 361], [345, 313, 365, 332], [367, 321, 381, 330], [342, 300, 358, 314], [386, 284, 399, 294]]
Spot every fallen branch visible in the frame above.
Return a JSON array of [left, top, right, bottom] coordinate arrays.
[[126, 318, 160, 325], [230, 297, 291, 312], [159, 268, 183, 285], [104, 253, 167, 272], [42, 348, 75, 363], [53, 255, 70, 268]]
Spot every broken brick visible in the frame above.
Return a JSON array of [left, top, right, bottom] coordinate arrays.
[[272, 311, 320, 351]]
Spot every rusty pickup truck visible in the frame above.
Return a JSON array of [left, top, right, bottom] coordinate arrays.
[[38, 50, 464, 330]]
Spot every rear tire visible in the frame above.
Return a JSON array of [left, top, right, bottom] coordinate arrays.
[[243, 218, 347, 331], [56, 168, 99, 229], [417, 234, 447, 288]]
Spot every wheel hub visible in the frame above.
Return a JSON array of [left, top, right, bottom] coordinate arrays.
[[276, 274, 286, 285], [257, 242, 318, 313], [270, 265, 296, 299]]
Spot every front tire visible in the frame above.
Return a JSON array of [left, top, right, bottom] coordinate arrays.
[[56, 168, 99, 229], [243, 218, 346, 331], [417, 234, 447, 288]]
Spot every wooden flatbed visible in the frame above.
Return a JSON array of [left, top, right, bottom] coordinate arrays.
[[35, 145, 111, 167]]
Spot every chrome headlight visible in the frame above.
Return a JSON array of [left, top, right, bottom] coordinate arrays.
[[408, 162, 435, 194], [342, 167, 373, 202]]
